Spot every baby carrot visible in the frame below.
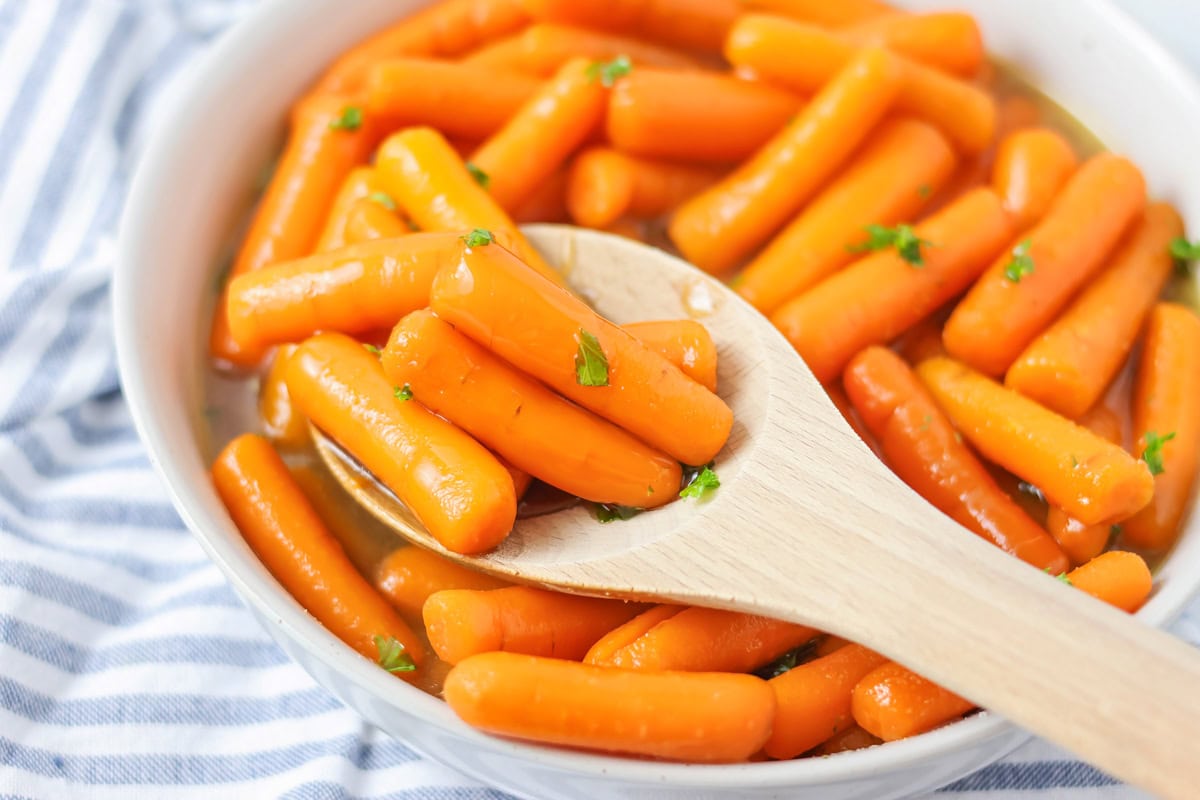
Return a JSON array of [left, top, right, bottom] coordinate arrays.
[[423, 586, 646, 664], [1123, 303, 1200, 551], [583, 605, 684, 665], [567, 147, 721, 230], [1066, 551, 1154, 613], [286, 332, 517, 554], [375, 127, 561, 284], [740, 0, 895, 27], [814, 725, 883, 756], [382, 310, 683, 506], [991, 128, 1079, 231], [1045, 407, 1124, 566], [774, 188, 1014, 382], [469, 59, 609, 212], [916, 356, 1154, 526], [342, 197, 412, 245], [669, 47, 903, 274], [735, 117, 957, 314], [464, 24, 701, 76], [765, 644, 889, 759], [1005, 203, 1183, 418], [845, 347, 1069, 573], [314, 168, 388, 253], [514, 0, 739, 52], [852, 662, 972, 741], [257, 345, 308, 451], [841, 12, 984, 77], [445, 652, 775, 762], [623, 319, 719, 392], [943, 154, 1147, 376], [288, 464, 397, 580], [430, 241, 733, 466], [376, 547, 510, 622], [210, 94, 373, 368], [606, 69, 801, 165], [725, 16, 996, 155], [212, 434, 425, 670]]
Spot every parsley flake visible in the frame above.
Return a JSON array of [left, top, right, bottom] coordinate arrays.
[[374, 635, 416, 673], [595, 503, 642, 523], [329, 105, 364, 131], [1110, 524, 1124, 538], [1170, 237, 1200, 276], [394, 384, 413, 401], [362, 343, 381, 355], [1004, 239, 1035, 283], [574, 329, 609, 387], [586, 55, 633, 87], [680, 465, 720, 500], [465, 161, 490, 190], [1141, 431, 1176, 476], [848, 224, 931, 267], [917, 184, 932, 199], [367, 191, 397, 211], [461, 228, 494, 248], [1057, 572, 1073, 586]]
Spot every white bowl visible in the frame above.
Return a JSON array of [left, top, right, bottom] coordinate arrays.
[[114, 1, 1200, 798]]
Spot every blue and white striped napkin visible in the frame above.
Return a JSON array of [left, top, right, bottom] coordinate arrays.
[[0, 1, 1191, 797]]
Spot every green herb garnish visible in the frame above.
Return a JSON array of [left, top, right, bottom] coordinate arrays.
[[574, 329, 609, 387], [1141, 431, 1176, 476], [586, 55, 633, 87], [367, 191, 397, 211], [461, 228, 494, 248], [680, 465, 720, 500], [595, 503, 643, 523], [374, 635, 416, 673], [848, 224, 931, 267], [466, 162, 490, 190], [754, 639, 819, 679], [363, 344, 381, 355], [1170, 237, 1200, 276], [1004, 239, 1035, 283], [329, 105, 364, 131], [394, 384, 413, 401]]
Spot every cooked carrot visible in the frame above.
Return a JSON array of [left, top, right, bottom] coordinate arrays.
[[423, 586, 646, 664], [991, 128, 1079, 231], [1123, 303, 1200, 551], [256, 345, 308, 450], [212, 434, 425, 670], [774, 188, 1013, 382], [1005, 203, 1183, 418], [514, 0, 739, 52], [1066, 550, 1154, 613], [288, 464, 398, 580], [469, 59, 608, 212], [741, 0, 894, 28], [735, 117, 957, 314], [606, 69, 801, 165], [841, 12, 984, 77], [382, 310, 683, 506], [1045, 407, 1124, 566], [464, 23, 700, 75], [893, 313, 949, 366], [210, 94, 373, 368], [445, 652, 775, 762], [623, 319, 719, 392], [725, 16, 996, 155], [430, 241, 732, 465], [669, 48, 903, 274], [512, 166, 570, 224], [845, 347, 1069, 572], [376, 547, 510, 622], [375, 127, 561, 284], [314, 168, 388, 253], [593, 606, 818, 673], [765, 644, 889, 759], [583, 605, 684, 665], [566, 147, 721, 230], [814, 725, 883, 756], [916, 356, 1154, 526], [342, 198, 412, 244], [366, 58, 540, 141], [285, 332, 517, 554], [313, 0, 528, 95], [852, 662, 972, 741], [943, 154, 1147, 376]]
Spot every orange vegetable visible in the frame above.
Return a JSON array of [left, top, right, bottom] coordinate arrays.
[[623, 319, 719, 392], [735, 117, 957, 314], [814, 725, 883, 756], [423, 586, 646, 663], [583, 605, 684, 664], [990, 128, 1079, 231], [893, 313, 949, 366], [445, 652, 775, 762], [1005, 203, 1183, 418], [430, 241, 733, 466], [1066, 551, 1154, 613], [916, 356, 1154, 526], [852, 662, 972, 741], [212, 434, 425, 670], [376, 547, 510, 622], [288, 464, 397, 579], [381, 309, 683, 507], [314, 168, 388, 253], [845, 347, 1069, 573], [342, 198, 412, 244], [514, 0, 739, 52], [1123, 303, 1200, 551], [285, 332, 517, 554], [943, 154, 1147, 376], [1045, 407, 1124, 566], [670, 47, 903, 274], [567, 147, 721, 230], [740, 0, 895, 28], [512, 166, 570, 223], [773, 188, 1013, 382], [841, 12, 984, 77], [257, 345, 308, 450], [463, 23, 700, 75]]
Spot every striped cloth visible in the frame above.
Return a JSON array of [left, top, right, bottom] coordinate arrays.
[[0, 0, 1190, 797]]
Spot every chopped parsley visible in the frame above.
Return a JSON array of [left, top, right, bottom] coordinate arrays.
[[680, 465, 720, 500], [1170, 237, 1200, 276], [754, 639, 819, 679], [329, 105, 363, 131], [1110, 524, 1124, 538], [574, 329, 609, 387], [586, 55, 632, 87], [465, 162, 490, 190], [848, 224, 931, 267], [1004, 239, 1035, 283], [362, 343, 381, 355], [394, 384, 413, 401], [461, 228, 494, 248], [367, 191, 397, 211], [1141, 430, 1176, 476], [374, 635, 416, 673], [594, 503, 642, 523]]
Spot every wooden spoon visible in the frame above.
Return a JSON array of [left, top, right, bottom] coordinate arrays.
[[314, 224, 1200, 799]]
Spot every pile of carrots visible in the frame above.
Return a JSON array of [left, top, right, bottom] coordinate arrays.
[[208, 0, 1200, 765]]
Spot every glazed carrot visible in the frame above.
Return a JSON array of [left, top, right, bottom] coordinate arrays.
[[740, 0, 894, 28], [342, 198, 412, 244], [423, 586, 646, 664], [469, 59, 609, 212], [606, 69, 801, 164], [774, 188, 1014, 382], [893, 313, 948, 366], [1123, 303, 1200, 551], [623, 319, 719, 392], [991, 128, 1079, 231], [567, 147, 721, 230], [382, 310, 683, 506], [943, 154, 1147, 376], [376, 547, 510, 622], [430, 242, 733, 466], [583, 605, 684, 665], [852, 662, 972, 741], [916, 356, 1154, 526], [845, 347, 1069, 573], [813, 725, 883, 756], [289, 464, 398, 579], [1066, 551, 1154, 613], [212, 434, 425, 669], [594, 606, 818, 673], [669, 48, 903, 274], [735, 117, 957, 314], [512, 166, 570, 224], [445, 652, 775, 762], [1045, 407, 1124, 566], [841, 12, 984, 77], [375, 127, 561, 284], [464, 24, 701, 76], [257, 345, 308, 450], [514, 0, 739, 52], [365, 59, 540, 141], [314, 168, 388, 253], [285, 333, 517, 554], [210, 94, 373, 367], [313, 0, 528, 95], [725, 16, 996, 155], [1005, 203, 1183, 418], [765, 644, 889, 759]]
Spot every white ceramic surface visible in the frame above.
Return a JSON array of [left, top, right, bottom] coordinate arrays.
[[113, 1, 1200, 798]]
